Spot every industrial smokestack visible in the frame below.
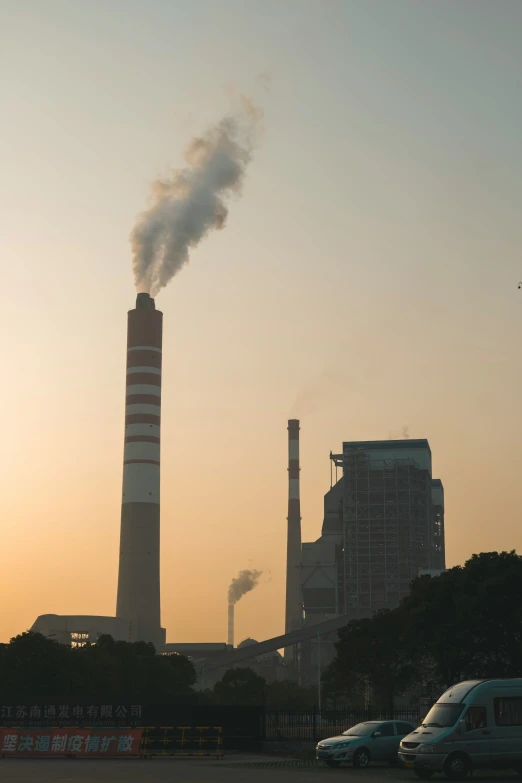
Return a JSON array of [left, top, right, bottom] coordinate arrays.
[[227, 569, 262, 646], [285, 419, 302, 661], [116, 292, 164, 649], [228, 603, 234, 647]]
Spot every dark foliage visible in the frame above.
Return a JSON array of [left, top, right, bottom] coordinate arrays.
[[212, 667, 266, 705], [208, 667, 317, 708], [0, 633, 197, 704], [326, 551, 522, 706]]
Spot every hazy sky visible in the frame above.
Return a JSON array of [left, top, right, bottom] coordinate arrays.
[[2, 0, 522, 646]]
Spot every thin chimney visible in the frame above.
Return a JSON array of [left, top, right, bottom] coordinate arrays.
[[284, 419, 302, 660], [228, 603, 234, 647]]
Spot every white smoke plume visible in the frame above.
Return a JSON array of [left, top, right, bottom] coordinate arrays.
[[131, 96, 261, 297], [228, 568, 262, 606]]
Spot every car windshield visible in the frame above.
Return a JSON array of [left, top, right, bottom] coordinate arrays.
[[343, 722, 379, 737], [422, 703, 465, 728]]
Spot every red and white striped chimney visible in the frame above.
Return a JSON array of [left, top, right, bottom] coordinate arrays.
[[285, 419, 302, 659], [116, 292, 163, 649]]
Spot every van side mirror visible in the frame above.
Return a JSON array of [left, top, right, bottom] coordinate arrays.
[[373, 731, 382, 738], [458, 720, 467, 734]]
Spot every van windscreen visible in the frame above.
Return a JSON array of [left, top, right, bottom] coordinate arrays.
[[422, 703, 465, 728]]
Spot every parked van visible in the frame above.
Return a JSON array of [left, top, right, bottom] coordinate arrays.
[[399, 679, 522, 780]]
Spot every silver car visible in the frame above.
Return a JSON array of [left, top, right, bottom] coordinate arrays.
[[317, 720, 416, 768]]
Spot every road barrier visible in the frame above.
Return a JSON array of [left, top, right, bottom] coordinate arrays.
[[140, 726, 223, 758]]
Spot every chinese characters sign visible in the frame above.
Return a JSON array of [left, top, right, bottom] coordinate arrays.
[[0, 705, 142, 726], [0, 728, 143, 757]]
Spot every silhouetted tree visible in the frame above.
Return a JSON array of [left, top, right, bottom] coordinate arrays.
[[402, 551, 522, 684], [0, 632, 197, 704], [328, 610, 413, 713], [328, 551, 522, 707], [0, 632, 72, 704], [213, 667, 266, 705]]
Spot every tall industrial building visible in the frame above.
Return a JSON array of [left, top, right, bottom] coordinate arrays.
[[301, 439, 445, 624]]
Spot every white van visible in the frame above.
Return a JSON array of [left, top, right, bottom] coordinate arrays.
[[399, 679, 522, 780]]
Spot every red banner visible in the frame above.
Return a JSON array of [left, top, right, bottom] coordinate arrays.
[[0, 728, 143, 757]]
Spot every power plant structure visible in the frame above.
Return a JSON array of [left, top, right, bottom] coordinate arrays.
[[295, 438, 446, 683], [300, 439, 445, 625], [31, 293, 166, 648], [30, 312, 447, 692], [198, 432, 446, 688]]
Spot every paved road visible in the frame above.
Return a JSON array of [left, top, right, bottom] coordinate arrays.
[[0, 758, 519, 783]]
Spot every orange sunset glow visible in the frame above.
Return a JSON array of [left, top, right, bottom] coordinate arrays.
[[2, 0, 522, 648]]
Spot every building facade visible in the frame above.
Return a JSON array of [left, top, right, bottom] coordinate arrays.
[[301, 439, 445, 622]]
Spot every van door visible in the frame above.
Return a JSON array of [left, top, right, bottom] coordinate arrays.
[[459, 705, 491, 768]]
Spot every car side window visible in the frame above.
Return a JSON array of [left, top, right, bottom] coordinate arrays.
[[378, 723, 395, 737], [396, 722, 414, 735], [465, 706, 487, 731]]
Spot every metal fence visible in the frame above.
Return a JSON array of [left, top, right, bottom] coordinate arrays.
[[263, 709, 421, 743], [0, 705, 421, 750]]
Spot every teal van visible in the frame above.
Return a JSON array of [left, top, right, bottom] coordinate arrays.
[[399, 680, 522, 779]]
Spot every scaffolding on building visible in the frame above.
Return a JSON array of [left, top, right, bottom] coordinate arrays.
[[330, 448, 433, 614]]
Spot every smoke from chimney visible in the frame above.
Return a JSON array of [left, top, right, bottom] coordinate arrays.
[[228, 568, 262, 605], [131, 96, 261, 297]]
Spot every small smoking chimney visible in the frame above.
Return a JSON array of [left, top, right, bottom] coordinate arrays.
[[227, 568, 262, 647], [285, 419, 302, 661], [228, 603, 234, 647]]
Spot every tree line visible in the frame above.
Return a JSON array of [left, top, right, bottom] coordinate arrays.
[[0, 632, 197, 705], [0, 631, 316, 708], [324, 551, 522, 710]]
